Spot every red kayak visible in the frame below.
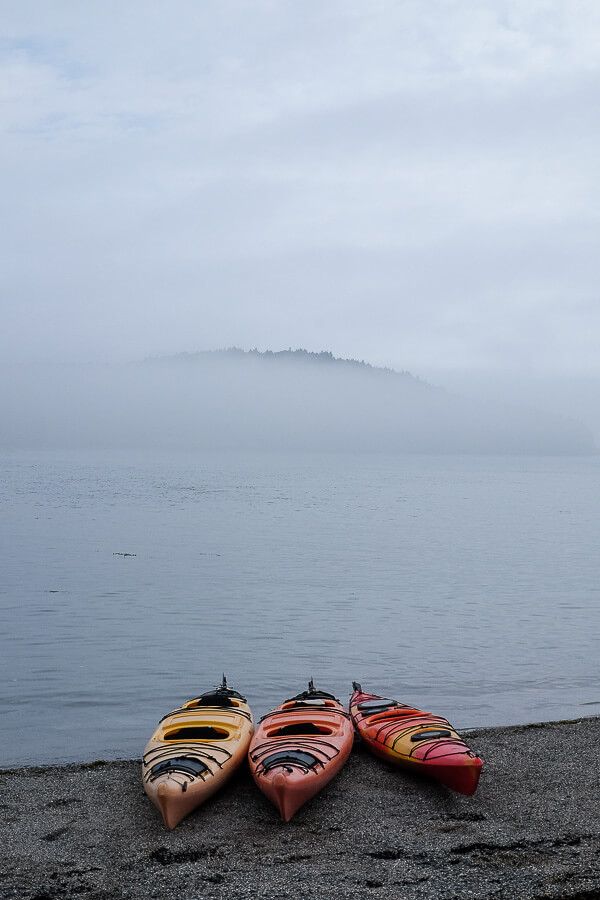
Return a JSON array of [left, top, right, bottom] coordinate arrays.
[[350, 682, 482, 796], [248, 681, 354, 821]]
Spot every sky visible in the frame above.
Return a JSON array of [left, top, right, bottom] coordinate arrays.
[[2, 1, 599, 404]]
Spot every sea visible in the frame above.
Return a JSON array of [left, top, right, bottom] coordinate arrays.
[[1, 449, 599, 767]]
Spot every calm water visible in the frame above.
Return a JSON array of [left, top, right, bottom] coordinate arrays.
[[1, 449, 599, 767]]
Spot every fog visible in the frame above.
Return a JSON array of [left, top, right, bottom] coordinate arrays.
[[2, 2, 600, 398], [423, 368, 600, 450], [1, 353, 594, 454]]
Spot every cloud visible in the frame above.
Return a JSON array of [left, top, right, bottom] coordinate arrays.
[[1, 0, 599, 378]]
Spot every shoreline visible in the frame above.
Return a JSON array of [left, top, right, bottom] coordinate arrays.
[[2, 715, 599, 899], [3, 713, 598, 775]]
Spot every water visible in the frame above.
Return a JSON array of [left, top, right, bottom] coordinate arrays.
[[1, 449, 599, 767]]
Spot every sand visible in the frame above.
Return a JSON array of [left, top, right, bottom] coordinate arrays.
[[1, 717, 599, 900]]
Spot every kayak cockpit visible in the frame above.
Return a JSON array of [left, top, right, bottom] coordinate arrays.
[[268, 722, 334, 737], [163, 725, 230, 741]]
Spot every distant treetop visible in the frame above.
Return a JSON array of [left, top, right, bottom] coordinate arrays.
[[146, 346, 418, 381]]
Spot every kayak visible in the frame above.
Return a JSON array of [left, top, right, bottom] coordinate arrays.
[[142, 677, 254, 828], [350, 682, 482, 796], [248, 681, 354, 821]]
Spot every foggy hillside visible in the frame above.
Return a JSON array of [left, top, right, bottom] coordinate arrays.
[[0, 349, 595, 454]]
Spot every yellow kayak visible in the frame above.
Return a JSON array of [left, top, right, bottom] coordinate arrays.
[[142, 677, 254, 828]]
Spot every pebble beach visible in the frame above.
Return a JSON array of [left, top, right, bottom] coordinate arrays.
[[2, 716, 599, 900]]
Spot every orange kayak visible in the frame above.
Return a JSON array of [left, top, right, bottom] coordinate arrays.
[[248, 681, 354, 821], [142, 677, 254, 829], [350, 682, 482, 796]]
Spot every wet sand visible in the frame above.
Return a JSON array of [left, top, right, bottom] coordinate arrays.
[[1, 717, 599, 900]]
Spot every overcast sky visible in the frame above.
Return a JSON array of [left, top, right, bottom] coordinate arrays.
[[2, 1, 599, 383]]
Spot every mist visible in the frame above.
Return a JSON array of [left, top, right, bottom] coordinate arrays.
[[2, 4, 599, 453], [1, 352, 594, 454], [423, 367, 600, 449], [2, 2, 600, 389]]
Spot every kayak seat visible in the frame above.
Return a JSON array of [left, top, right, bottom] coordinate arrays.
[[269, 723, 333, 737], [164, 726, 229, 741], [261, 750, 320, 771], [410, 729, 452, 742]]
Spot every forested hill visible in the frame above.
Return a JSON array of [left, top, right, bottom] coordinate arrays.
[[145, 347, 421, 382], [1, 349, 595, 453]]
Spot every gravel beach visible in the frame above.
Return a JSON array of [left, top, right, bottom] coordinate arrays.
[[2, 717, 599, 900]]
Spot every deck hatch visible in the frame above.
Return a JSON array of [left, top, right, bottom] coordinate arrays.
[[261, 750, 320, 771], [410, 729, 452, 742], [149, 757, 209, 778], [357, 699, 398, 713]]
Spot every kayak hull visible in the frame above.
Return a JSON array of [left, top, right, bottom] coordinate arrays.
[[350, 686, 482, 796]]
